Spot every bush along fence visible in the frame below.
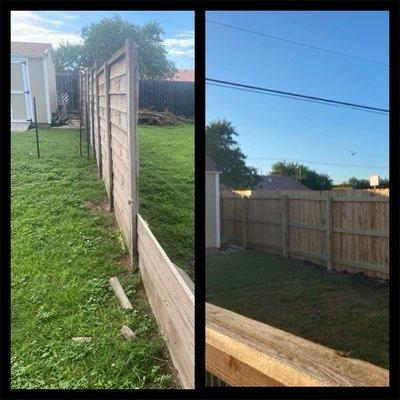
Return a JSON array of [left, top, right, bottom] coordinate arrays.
[[220, 189, 389, 280], [205, 303, 388, 387], [79, 39, 194, 389]]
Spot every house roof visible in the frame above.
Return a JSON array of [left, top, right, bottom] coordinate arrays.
[[206, 156, 219, 172], [257, 175, 310, 191], [174, 68, 194, 82], [11, 42, 52, 58]]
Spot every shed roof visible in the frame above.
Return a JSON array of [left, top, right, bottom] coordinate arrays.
[[11, 41, 52, 58], [257, 175, 310, 191], [206, 156, 219, 172]]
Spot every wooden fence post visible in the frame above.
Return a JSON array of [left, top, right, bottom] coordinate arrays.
[[241, 196, 248, 248], [104, 61, 113, 211], [281, 195, 289, 258], [126, 38, 139, 266], [326, 193, 333, 270], [94, 60, 102, 177]]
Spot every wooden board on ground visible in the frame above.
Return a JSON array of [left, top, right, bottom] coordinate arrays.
[[109, 276, 133, 309], [206, 303, 389, 387], [137, 214, 194, 389]]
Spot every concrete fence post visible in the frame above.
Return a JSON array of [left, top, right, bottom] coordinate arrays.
[[94, 60, 102, 177], [104, 61, 113, 212], [125, 38, 139, 266]]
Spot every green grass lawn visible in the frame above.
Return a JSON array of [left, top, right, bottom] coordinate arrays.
[[139, 124, 194, 279], [11, 125, 193, 389], [206, 250, 389, 369]]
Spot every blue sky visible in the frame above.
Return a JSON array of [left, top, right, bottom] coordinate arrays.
[[206, 11, 389, 183], [11, 11, 194, 68]]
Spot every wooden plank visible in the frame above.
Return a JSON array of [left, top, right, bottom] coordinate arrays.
[[125, 38, 139, 261], [334, 258, 388, 275], [137, 215, 194, 389], [108, 277, 133, 309], [326, 194, 333, 270], [281, 195, 289, 258], [288, 222, 326, 231], [241, 197, 248, 248], [206, 303, 389, 387], [289, 248, 328, 260], [333, 227, 389, 238]]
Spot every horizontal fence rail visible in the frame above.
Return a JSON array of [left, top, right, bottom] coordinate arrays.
[[80, 39, 194, 388], [206, 303, 389, 387], [221, 190, 389, 280], [138, 215, 194, 388]]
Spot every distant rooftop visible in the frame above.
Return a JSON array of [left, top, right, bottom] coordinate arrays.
[[11, 41, 52, 58], [173, 68, 194, 82], [206, 156, 219, 172]]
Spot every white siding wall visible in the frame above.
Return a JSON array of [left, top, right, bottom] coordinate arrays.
[[47, 54, 57, 113]]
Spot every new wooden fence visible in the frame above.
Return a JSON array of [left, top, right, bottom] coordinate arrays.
[[206, 303, 389, 387], [221, 190, 389, 280], [80, 39, 194, 389]]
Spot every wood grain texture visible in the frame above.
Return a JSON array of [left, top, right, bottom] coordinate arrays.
[[109, 277, 133, 309], [138, 215, 194, 389], [221, 190, 388, 279], [206, 303, 389, 387]]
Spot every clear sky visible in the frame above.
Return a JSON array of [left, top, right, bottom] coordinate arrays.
[[206, 11, 389, 184], [11, 11, 194, 68]]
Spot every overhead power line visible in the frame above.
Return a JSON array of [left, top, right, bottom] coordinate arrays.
[[207, 19, 389, 67], [246, 156, 388, 170], [206, 78, 389, 114]]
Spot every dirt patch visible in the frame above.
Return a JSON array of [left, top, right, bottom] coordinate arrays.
[[115, 255, 132, 274], [139, 108, 193, 126], [86, 199, 110, 215]]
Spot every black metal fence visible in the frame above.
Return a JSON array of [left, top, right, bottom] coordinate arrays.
[[139, 80, 194, 117]]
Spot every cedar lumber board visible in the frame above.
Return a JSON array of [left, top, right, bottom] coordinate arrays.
[[206, 303, 388, 387], [108, 277, 133, 309]]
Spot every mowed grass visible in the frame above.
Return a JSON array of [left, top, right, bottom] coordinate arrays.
[[139, 124, 194, 279], [11, 128, 178, 389], [206, 250, 389, 369]]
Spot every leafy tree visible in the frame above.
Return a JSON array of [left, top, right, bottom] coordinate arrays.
[[53, 16, 176, 79], [206, 119, 260, 189], [53, 42, 86, 71], [339, 176, 389, 189], [270, 161, 333, 190], [346, 177, 370, 189]]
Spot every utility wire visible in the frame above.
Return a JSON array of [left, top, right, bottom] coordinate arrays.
[[207, 19, 389, 67], [206, 82, 388, 115], [206, 78, 389, 114], [246, 156, 388, 170]]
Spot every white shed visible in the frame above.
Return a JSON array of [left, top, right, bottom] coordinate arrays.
[[206, 156, 221, 249], [11, 42, 57, 131]]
